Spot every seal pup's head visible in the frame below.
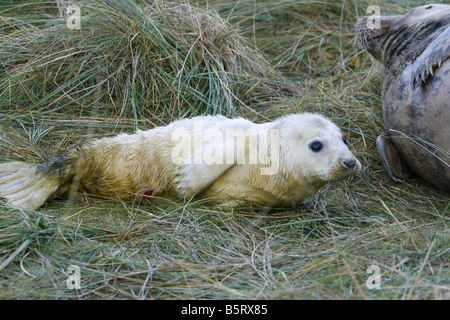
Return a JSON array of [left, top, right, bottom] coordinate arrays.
[[355, 4, 450, 66], [276, 113, 361, 186]]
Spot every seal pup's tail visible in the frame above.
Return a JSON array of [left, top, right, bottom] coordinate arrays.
[[0, 162, 62, 210]]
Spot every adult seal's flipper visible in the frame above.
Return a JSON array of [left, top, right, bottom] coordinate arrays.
[[411, 27, 450, 89], [376, 135, 412, 183]]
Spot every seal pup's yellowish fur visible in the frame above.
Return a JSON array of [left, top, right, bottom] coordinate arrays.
[[0, 113, 361, 210]]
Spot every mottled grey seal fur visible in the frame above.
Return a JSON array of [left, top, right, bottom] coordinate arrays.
[[355, 4, 450, 190]]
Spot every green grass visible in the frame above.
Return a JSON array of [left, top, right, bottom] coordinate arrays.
[[0, 0, 448, 299]]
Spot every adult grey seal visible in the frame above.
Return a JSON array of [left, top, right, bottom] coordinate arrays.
[[355, 4, 450, 190]]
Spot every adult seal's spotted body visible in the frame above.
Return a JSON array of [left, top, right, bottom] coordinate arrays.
[[355, 4, 450, 190]]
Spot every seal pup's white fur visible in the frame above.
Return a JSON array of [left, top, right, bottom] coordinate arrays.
[[0, 113, 361, 210]]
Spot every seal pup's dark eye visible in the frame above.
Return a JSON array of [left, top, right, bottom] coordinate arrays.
[[342, 135, 348, 145], [309, 140, 323, 153]]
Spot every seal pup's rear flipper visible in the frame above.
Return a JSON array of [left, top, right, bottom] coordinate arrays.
[[0, 162, 61, 210], [376, 135, 411, 183]]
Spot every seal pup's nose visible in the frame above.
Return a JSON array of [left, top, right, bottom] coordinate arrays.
[[342, 159, 357, 169]]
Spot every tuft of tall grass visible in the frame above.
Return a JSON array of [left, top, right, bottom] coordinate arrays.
[[0, 0, 290, 122], [200, 0, 425, 76]]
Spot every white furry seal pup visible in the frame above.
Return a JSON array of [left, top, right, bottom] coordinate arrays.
[[0, 113, 361, 210], [355, 4, 450, 189]]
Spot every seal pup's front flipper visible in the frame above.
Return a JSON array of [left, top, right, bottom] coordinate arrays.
[[173, 117, 257, 199], [174, 140, 236, 198], [376, 135, 411, 183], [411, 27, 450, 89]]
